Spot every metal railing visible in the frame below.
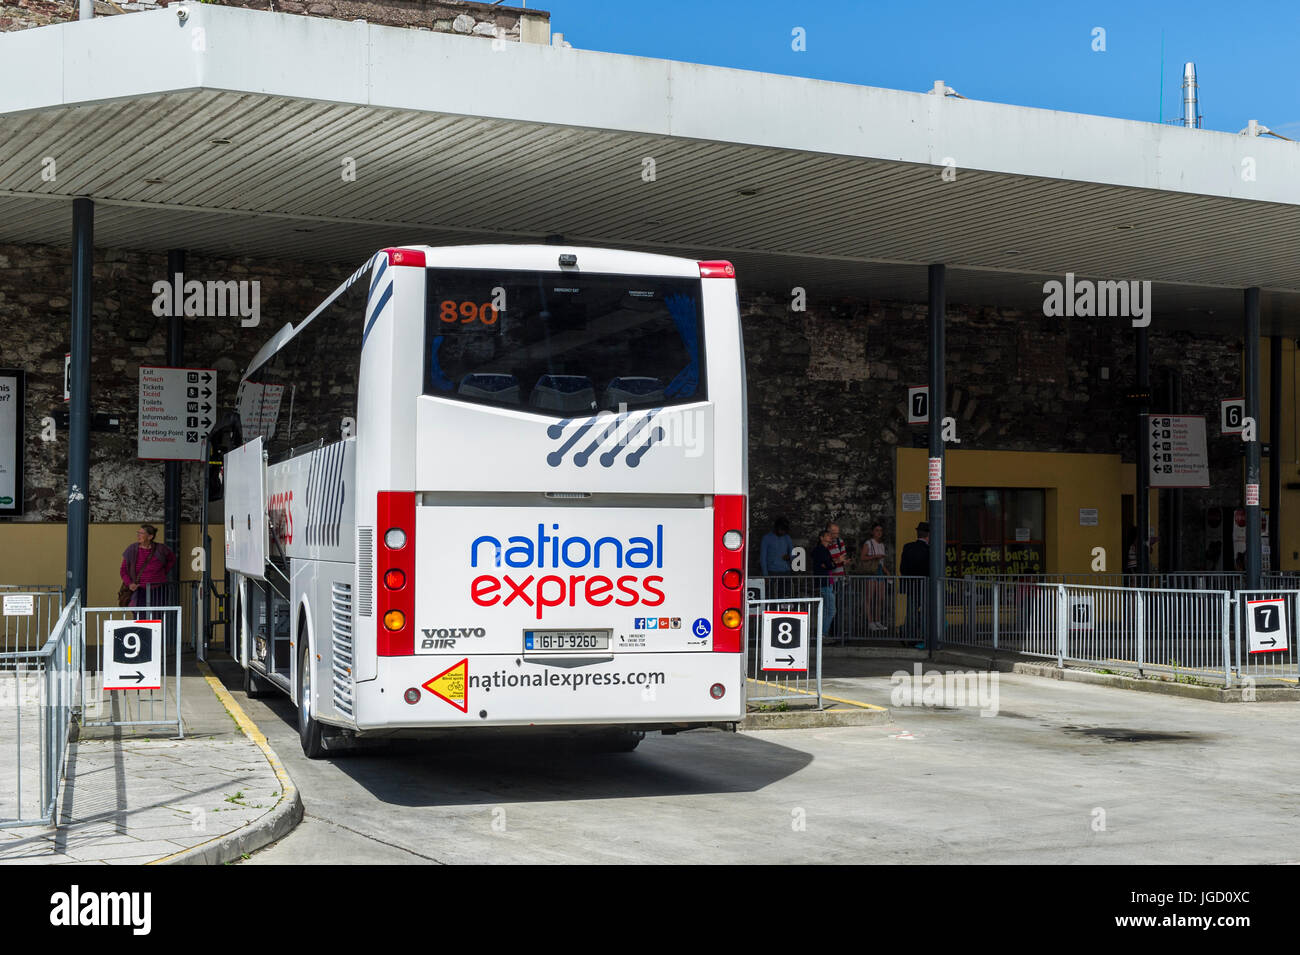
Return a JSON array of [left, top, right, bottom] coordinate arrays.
[[746, 596, 823, 708], [1233, 589, 1300, 686], [0, 589, 66, 656], [80, 605, 184, 737], [753, 575, 930, 644], [0, 593, 82, 829]]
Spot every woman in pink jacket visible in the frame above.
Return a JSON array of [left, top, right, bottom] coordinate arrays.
[[120, 524, 177, 608]]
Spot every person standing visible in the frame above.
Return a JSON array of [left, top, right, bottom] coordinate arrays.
[[811, 529, 836, 642], [760, 516, 795, 599], [826, 521, 847, 641], [120, 523, 177, 609], [899, 521, 931, 650], [859, 522, 890, 632]]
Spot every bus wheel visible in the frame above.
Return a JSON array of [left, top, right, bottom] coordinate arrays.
[[594, 730, 643, 753], [297, 639, 326, 759]]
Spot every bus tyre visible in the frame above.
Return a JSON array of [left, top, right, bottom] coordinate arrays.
[[297, 640, 326, 759], [596, 730, 643, 753], [244, 664, 273, 700]]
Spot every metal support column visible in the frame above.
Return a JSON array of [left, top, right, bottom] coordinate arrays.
[[1135, 325, 1151, 575], [1167, 370, 1183, 572], [1269, 334, 1282, 573], [66, 198, 94, 603], [164, 249, 185, 592], [1244, 288, 1262, 590], [927, 263, 946, 657]]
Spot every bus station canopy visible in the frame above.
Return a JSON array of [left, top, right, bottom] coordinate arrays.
[[2, 4, 1300, 331]]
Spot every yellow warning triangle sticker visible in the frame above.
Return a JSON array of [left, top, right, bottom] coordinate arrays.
[[423, 658, 468, 713]]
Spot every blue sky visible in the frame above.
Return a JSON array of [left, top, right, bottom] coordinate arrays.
[[540, 0, 1300, 135]]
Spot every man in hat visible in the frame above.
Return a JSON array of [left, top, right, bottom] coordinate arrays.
[[898, 522, 931, 649]]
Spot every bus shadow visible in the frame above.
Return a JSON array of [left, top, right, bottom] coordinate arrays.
[[327, 729, 814, 807], [212, 658, 817, 806]]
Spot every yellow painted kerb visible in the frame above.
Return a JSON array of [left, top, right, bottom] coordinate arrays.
[[747, 677, 887, 710], [146, 660, 297, 865]]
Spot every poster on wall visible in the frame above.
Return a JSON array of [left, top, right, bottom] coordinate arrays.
[[0, 370, 24, 517]]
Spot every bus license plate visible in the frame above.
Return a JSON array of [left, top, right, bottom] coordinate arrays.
[[524, 629, 611, 652]]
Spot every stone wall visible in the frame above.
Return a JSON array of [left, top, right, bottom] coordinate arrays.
[[743, 295, 1242, 566], [0, 242, 352, 523], [0, 0, 549, 39], [0, 241, 1249, 572]]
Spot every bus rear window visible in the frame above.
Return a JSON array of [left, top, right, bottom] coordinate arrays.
[[424, 269, 706, 416]]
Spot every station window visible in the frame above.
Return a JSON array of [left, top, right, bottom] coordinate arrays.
[[944, 488, 1045, 577]]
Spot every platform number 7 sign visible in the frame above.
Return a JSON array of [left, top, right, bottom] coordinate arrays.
[[1246, 598, 1288, 655]]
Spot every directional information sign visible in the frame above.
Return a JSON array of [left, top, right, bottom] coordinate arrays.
[[102, 619, 162, 691], [1245, 598, 1289, 655], [1146, 415, 1209, 488], [746, 578, 765, 617], [138, 366, 217, 461], [760, 610, 808, 673]]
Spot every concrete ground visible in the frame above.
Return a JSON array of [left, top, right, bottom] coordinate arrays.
[[210, 654, 1300, 865], [0, 661, 288, 864]]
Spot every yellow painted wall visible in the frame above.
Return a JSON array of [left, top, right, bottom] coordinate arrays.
[[1260, 338, 1298, 570], [0, 523, 226, 606], [894, 448, 1135, 574]]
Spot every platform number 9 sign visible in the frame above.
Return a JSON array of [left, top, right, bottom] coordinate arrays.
[[114, 625, 154, 664]]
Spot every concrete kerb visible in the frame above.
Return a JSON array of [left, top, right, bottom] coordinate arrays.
[[1011, 661, 1300, 703], [741, 675, 893, 730], [826, 644, 1300, 702], [147, 661, 302, 865]]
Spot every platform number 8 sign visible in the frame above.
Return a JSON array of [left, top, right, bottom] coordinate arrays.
[[1246, 598, 1288, 655], [761, 610, 808, 673]]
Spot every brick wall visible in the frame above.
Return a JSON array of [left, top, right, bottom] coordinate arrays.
[[743, 294, 1242, 565], [0, 241, 1247, 572]]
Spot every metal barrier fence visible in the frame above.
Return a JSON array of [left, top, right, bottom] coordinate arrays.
[[746, 596, 823, 707], [134, 580, 226, 660], [80, 605, 184, 737], [0, 594, 82, 829], [1233, 589, 1300, 685], [0, 590, 66, 656], [753, 575, 930, 644], [938, 578, 1300, 687]]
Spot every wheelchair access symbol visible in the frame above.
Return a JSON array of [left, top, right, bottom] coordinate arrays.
[[761, 610, 808, 673]]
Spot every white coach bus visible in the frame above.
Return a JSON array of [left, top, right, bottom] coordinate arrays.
[[223, 245, 748, 757]]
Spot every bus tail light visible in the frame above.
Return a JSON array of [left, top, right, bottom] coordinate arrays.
[[712, 494, 746, 652], [698, 260, 736, 279], [377, 491, 416, 656]]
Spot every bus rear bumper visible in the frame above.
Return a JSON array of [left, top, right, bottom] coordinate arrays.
[[353, 651, 746, 729]]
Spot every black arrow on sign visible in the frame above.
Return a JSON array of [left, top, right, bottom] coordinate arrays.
[[202, 388, 212, 399], [1260, 637, 1277, 648], [117, 671, 145, 683], [202, 372, 213, 383], [201, 418, 212, 428], [776, 655, 795, 665]]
